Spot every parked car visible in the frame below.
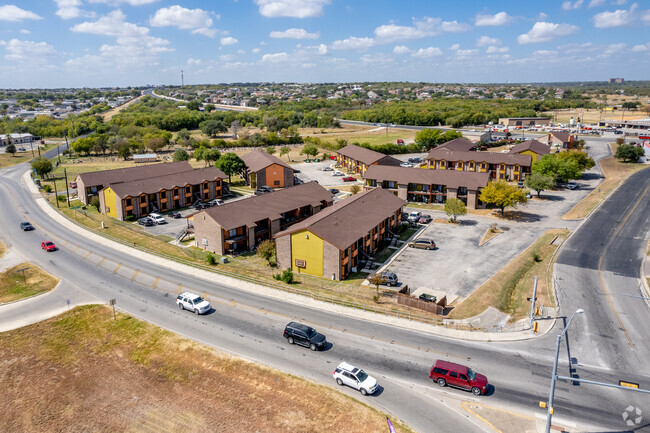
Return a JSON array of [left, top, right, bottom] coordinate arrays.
[[408, 157, 422, 164], [418, 214, 432, 224], [329, 155, 338, 160], [69, 181, 78, 189], [419, 293, 437, 303], [169, 211, 182, 219], [342, 176, 356, 182], [328, 188, 340, 194], [566, 181, 579, 190], [283, 322, 327, 351], [293, 169, 301, 173], [41, 241, 56, 252], [400, 212, 409, 222], [396, 139, 405, 145], [332, 171, 344, 177], [20, 222, 34, 231], [294, 177, 304, 185], [407, 211, 421, 223], [207, 199, 224, 206], [429, 360, 488, 396], [148, 213, 166, 225], [322, 166, 333, 171], [254, 186, 273, 195], [517, 181, 524, 188], [333, 362, 379, 396], [400, 162, 413, 168], [176, 292, 211, 315], [137, 217, 154, 226], [18, 147, 26, 151], [192, 202, 208, 210], [408, 239, 436, 250], [371, 271, 398, 287]]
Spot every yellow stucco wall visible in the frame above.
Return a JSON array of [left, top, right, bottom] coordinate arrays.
[[519, 149, 539, 163], [290, 229, 323, 277], [102, 186, 117, 218]]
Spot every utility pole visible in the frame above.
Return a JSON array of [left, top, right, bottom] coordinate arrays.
[[528, 276, 538, 330], [53, 177, 59, 208], [63, 168, 71, 207]]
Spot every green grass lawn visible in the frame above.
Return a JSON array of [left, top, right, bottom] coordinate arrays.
[[0, 263, 59, 303]]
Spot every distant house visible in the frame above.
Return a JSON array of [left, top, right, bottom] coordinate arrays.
[[498, 117, 551, 127], [538, 132, 577, 149], [241, 150, 295, 189], [336, 144, 401, 176], [133, 153, 158, 163], [509, 139, 551, 163], [461, 131, 492, 144], [436, 137, 476, 152], [192, 182, 333, 255]]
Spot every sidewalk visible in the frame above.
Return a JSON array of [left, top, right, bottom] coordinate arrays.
[[22, 170, 554, 342]]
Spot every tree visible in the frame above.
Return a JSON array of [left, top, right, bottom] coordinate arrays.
[[257, 239, 275, 265], [444, 198, 467, 222], [70, 137, 93, 155], [615, 144, 644, 162], [524, 172, 554, 198], [5, 143, 16, 156], [176, 128, 191, 143], [30, 157, 53, 179], [266, 145, 276, 155], [557, 150, 595, 171], [532, 154, 581, 182], [230, 120, 241, 139], [172, 148, 189, 162], [622, 101, 639, 110], [350, 185, 361, 194], [280, 145, 291, 161], [186, 100, 201, 111], [204, 103, 215, 112], [301, 144, 319, 157], [368, 273, 384, 293], [479, 180, 528, 215], [200, 119, 227, 137], [217, 152, 246, 183], [117, 143, 132, 160], [146, 137, 166, 153], [415, 128, 442, 149]]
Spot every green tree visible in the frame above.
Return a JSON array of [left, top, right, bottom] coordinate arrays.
[[200, 119, 227, 137], [615, 144, 644, 162], [30, 156, 53, 179], [479, 180, 528, 215], [71, 137, 93, 155], [524, 172, 554, 198], [5, 143, 16, 156], [415, 128, 442, 150], [257, 239, 275, 265], [557, 151, 595, 171], [146, 137, 166, 153], [205, 103, 215, 112], [186, 100, 201, 111], [266, 145, 276, 155], [217, 152, 246, 183], [280, 145, 291, 161], [444, 198, 467, 223], [117, 143, 132, 160], [532, 154, 582, 182], [176, 128, 191, 142], [301, 144, 319, 157], [172, 148, 189, 162], [622, 101, 639, 110]]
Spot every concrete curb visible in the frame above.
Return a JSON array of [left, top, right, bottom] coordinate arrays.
[[23, 170, 542, 342]]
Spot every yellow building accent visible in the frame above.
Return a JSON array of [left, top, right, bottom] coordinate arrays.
[[519, 149, 539, 163], [102, 186, 117, 218], [290, 229, 323, 277]]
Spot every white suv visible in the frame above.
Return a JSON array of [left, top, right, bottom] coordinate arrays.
[[176, 292, 211, 315], [148, 213, 166, 224], [333, 362, 379, 395]]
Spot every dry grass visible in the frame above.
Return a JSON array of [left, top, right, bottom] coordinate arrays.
[[0, 262, 59, 303], [448, 229, 569, 322], [100, 97, 142, 121], [479, 228, 501, 246], [303, 127, 417, 148], [0, 305, 414, 433], [563, 155, 648, 220], [0, 240, 6, 258], [541, 107, 648, 124], [0, 142, 58, 169]]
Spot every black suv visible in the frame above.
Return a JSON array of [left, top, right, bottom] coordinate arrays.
[[20, 222, 34, 231], [283, 322, 327, 351]]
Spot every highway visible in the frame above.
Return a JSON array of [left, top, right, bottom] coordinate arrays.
[[1, 146, 649, 432]]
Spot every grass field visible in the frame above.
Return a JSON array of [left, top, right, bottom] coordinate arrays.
[[0, 262, 59, 303], [0, 305, 414, 433], [100, 96, 142, 121], [0, 241, 5, 258], [0, 142, 60, 169], [540, 108, 648, 124], [448, 229, 569, 322]]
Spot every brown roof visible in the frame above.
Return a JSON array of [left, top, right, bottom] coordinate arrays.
[[549, 132, 573, 143], [362, 165, 490, 190], [426, 148, 532, 167], [200, 182, 333, 230], [509, 139, 551, 156], [241, 150, 293, 173], [108, 166, 227, 198], [435, 137, 476, 152], [76, 161, 192, 186], [337, 144, 401, 166], [274, 188, 406, 251]]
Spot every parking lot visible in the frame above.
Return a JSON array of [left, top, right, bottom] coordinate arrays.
[[292, 160, 363, 187]]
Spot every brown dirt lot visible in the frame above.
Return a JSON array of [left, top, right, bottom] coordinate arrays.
[[101, 97, 142, 122], [540, 107, 647, 124], [0, 305, 413, 433]]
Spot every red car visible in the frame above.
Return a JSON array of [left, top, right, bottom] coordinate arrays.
[[430, 360, 488, 395], [342, 176, 356, 182], [329, 155, 338, 160], [418, 214, 432, 224], [41, 241, 57, 252]]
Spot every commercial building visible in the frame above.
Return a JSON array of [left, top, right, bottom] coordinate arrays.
[[426, 147, 532, 181], [0, 133, 34, 146], [76, 161, 193, 204], [498, 117, 551, 127], [99, 165, 227, 220], [275, 188, 406, 280], [509, 139, 551, 163], [241, 150, 295, 189], [192, 182, 333, 255], [133, 153, 158, 163], [362, 165, 489, 209], [336, 144, 401, 175]]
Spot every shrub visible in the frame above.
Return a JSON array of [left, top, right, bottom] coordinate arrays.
[[206, 254, 217, 265], [90, 197, 100, 211], [43, 185, 52, 193], [57, 194, 67, 202], [274, 269, 294, 284], [125, 215, 136, 222], [373, 295, 380, 303], [532, 252, 542, 262]]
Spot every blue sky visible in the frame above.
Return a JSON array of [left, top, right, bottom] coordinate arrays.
[[0, 0, 648, 88]]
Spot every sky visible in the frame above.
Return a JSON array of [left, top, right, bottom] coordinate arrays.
[[0, 0, 648, 88]]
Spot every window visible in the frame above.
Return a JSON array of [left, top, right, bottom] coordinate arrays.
[[433, 367, 449, 375], [274, 180, 280, 186], [459, 374, 468, 381], [449, 371, 459, 378], [229, 229, 237, 237]]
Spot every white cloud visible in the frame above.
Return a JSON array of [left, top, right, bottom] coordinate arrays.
[[412, 47, 442, 58], [475, 12, 512, 26], [612, 0, 627, 5], [54, 0, 92, 19], [373, 16, 469, 43], [252, 48, 261, 53], [219, 54, 234, 61], [150, 6, 216, 37], [317, 43, 327, 54], [593, 4, 637, 28], [449, 43, 460, 50], [457, 49, 479, 56], [270, 28, 319, 39], [441, 20, 471, 32], [562, 0, 584, 10], [393, 45, 411, 54], [187, 58, 202, 65], [642, 10, 650, 25], [0, 5, 42, 22], [486, 45, 509, 53], [588, 0, 606, 6], [87, 0, 158, 5], [2, 39, 57, 60], [19, 29, 31, 34], [517, 22, 579, 44], [302, 63, 315, 68], [604, 42, 626, 54], [255, 0, 330, 18], [261, 52, 290, 63], [331, 36, 375, 50], [476, 35, 501, 46], [536, 12, 549, 20], [533, 49, 559, 56], [632, 42, 649, 51], [220, 37, 238, 46]]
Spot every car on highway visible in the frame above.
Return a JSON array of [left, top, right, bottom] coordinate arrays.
[[333, 362, 379, 396], [407, 211, 421, 223], [429, 360, 488, 396], [176, 292, 211, 315], [332, 171, 344, 177], [408, 239, 436, 250], [322, 166, 333, 171], [20, 222, 35, 231], [41, 241, 56, 252], [342, 176, 356, 182], [137, 217, 154, 226], [418, 214, 432, 224], [283, 322, 327, 351]]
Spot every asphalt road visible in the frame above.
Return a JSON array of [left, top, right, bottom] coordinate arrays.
[[1, 157, 649, 431]]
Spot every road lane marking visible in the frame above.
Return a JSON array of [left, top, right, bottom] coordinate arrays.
[[153, 277, 159, 288], [131, 270, 139, 281], [113, 263, 122, 273], [596, 182, 649, 349]]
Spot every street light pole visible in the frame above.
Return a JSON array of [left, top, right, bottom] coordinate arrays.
[[545, 308, 584, 433]]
